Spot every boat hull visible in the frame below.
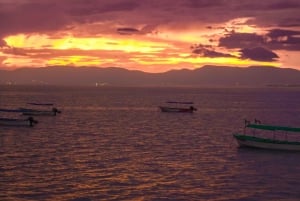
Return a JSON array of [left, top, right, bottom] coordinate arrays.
[[159, 106, 195, 113], [0, 118, 35, 127], [233, 134, 300, 151], [20, 107, 61, 116], [22, 111, 56, 116]]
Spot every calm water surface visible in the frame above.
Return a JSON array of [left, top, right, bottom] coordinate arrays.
[[0, 86, 300, 201]]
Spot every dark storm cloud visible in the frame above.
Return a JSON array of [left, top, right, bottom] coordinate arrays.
[[240, 47, 279, 61], [191, 44, 235, 58], [219, 33, 264, 49], [267, 29, 300, 38], [265, 29, 300, 51], [219, 28, 300, 51], [116, 25, 157, 35]]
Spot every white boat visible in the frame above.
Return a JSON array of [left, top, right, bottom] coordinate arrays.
[[0, 117, 38, 127], [233, 121, 300, 151], [21, 107, 61, 116], [159, 101, 197, 113]]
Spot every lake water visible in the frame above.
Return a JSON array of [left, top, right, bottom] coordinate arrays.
[[1, 86, 300, 201]]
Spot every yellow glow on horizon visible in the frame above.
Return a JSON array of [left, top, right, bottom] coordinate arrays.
[[131, 54, 279, 67], [3, 56, 45, 68], [1, 31, 286, 72], [4, 34, 52, 49], [5, 34, 172, 53], [46, 55, 117, 66]]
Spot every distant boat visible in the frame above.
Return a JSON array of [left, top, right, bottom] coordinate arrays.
[[0, 108, 23, 113], [0, 103, 62, 116], [159, 101, 197, 113], [21, 107, 61, 116], [20, 102, 61, 116], [233, 120, 300, 151], [0, 117, 38, 127], [27, 102, 54, 106]]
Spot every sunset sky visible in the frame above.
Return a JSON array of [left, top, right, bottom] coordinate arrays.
[[0, 0, 300, 72]]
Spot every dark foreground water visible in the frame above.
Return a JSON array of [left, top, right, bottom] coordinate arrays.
[[1, 86, 300, 201]]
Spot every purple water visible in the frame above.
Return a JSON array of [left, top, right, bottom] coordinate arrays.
[[1, 86, 300, 201]]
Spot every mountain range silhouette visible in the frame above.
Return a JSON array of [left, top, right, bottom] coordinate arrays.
[[1, 65, 300, 87]]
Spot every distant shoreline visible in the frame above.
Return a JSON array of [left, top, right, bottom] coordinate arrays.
[[1, 66, 300, 87]]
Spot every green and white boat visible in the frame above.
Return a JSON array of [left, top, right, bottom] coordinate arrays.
[[233, 122, 300, 151]]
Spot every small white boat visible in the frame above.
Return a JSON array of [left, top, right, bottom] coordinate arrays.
[[233, 120, 300, 151], [21, 107, 61, 116], [0, 117, 38, 127], [159, 101, 197, 113]]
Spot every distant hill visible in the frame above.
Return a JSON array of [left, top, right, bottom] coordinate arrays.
[[0, 65, 300, 87]]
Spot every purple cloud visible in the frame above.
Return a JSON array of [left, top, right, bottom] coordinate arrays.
[[234, 0, 300, 11], [0, 1, 69, 37], [275, 17, 300, 28], [219, 28, 300, 51], [264, 29, 300, 51], [219, 33, 264, 49], [117, 27, 140, 35], [267, 1, 300, 10], [1, 0, 299, 39], [267, 29, 300, 38], [240, 47, 279, 61], [192, 44, 235, 58], [184, 0, 225, 8], [67, 0, 139, 16]]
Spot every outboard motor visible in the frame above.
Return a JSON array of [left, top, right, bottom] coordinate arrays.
[[190, 106, 197, 111], [27, 117, 38, 127], [52, 107, 61, 116]]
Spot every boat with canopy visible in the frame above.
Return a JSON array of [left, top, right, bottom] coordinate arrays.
[[233, 120, 300, 151], [0, 117, 38, 127], [158, 101, 197, 113], [20, 107, 61, 116], [21, 102, 61, 116], [0, 102, 61, 116]]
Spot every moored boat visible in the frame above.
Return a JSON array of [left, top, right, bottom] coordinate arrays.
[[233, 120, 300, 151], [27, 102, 54, 106], [21, 107, 61, 116], [159, 101, 197, 113], [0, 117, 38, 127]]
